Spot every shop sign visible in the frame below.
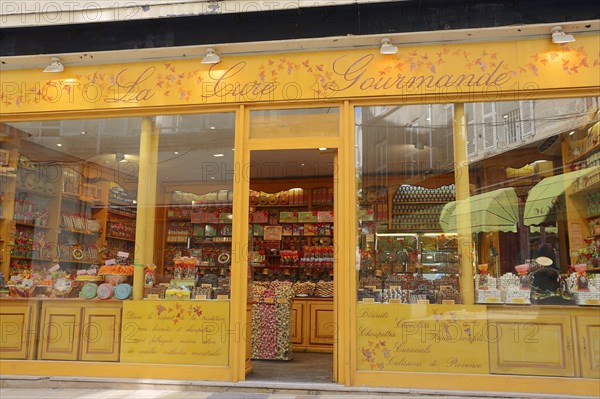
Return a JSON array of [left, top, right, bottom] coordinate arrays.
[[121, 300, 229, 366], [1, 37, 598, 114], [357, 303, 489, 373]]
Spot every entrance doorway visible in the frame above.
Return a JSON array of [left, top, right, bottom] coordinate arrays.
[[245, 148, 336, 383]]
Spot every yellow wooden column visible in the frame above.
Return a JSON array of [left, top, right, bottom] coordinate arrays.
[[453, 103, 474, 305], [133, 116, 159, 300]]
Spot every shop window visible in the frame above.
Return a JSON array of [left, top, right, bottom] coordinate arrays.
[[1, 112, 235, 367]]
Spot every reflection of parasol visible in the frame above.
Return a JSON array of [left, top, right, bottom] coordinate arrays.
[[439, 187, 519, 233], [524, 166, 599, 226]]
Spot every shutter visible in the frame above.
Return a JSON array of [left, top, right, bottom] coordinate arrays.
[[519, 100, 535, 139], [482, 102, 497, 150], [465, 103, 477, 157]]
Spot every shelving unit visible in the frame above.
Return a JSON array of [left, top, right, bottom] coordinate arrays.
[[563, 121, 600, 265]]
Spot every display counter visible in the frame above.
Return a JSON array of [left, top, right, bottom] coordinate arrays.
[[0, 298, 122, 362], [355, 302, 599, 379], [291, 297, 334, 353]]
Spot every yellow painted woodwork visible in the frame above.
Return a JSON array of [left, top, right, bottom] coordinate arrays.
[[38, 302, 82, 361], [575, 316, 600, 379], [80, 306, 122, 362], [2, 37, 599, 116], [249, 111, 339, 139], [488, 308, 575, 377], [291, 300, 305, 345], [0, 299, 39, 360], [245, 305, 252, 374], [452, 103, 475, 305], [120, 300, 230, 366], [308, 301, 335, 348], [356, 304, 489, 373]]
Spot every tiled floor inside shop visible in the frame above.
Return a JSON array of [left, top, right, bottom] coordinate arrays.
[[247, 352, 334, 383]]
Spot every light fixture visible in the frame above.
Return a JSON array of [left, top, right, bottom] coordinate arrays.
[[115, 152, 126, 162], [319, 147, 327, 151], [380, 38, 398, 55], [213, 153, 225, 157], [56, 143, 63, 147], [569, 130, 575, 136], [201, 48, 221, 64], [43, 57, 64, 73], [174, 151, 179, 155], [551, 26, 575, 44]]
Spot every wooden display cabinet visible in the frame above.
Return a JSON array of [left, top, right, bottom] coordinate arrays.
[[38, 300, 122, 362], [0, 299, 40, 360], [575, 315, 600, 379], [291, 297, 333, 353]]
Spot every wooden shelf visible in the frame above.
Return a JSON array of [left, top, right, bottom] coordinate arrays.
[[106, 235, 136, 242], [572, 179, 600, 196], [61, 194, 101, 205], [254, 204, 308, 208], [10, 256, 53, 262], [60, 227, 100, 236], [107, 209, 137, 219], [15, 187, 56, 198], [59, 259, 98, 265], [15, 222, 52, 229], [566, 142, 600, 164]]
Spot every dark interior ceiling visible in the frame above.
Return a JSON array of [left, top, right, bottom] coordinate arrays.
[[1, 0, 599, 56]]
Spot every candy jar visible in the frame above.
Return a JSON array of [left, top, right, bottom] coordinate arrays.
[[145, 263, 156, 287], [478, 263, 489, 290], [515, 263, 530, 290], [574, 264, 589, 291]]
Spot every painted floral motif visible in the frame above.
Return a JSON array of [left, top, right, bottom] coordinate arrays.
[[155, 303, 203, 325], [520, 45, 599, 76], [361, 339, 390, 370]]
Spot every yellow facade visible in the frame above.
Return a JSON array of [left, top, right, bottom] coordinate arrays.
[[1, 35, 599, 397]]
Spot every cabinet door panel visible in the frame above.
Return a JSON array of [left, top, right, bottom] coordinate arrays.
[[576, 316, 600, 379], [291, 301, 305, 345], [489, 313, 575, 377], [0, 302, 39, 360], [309, 302, 335, 346], [39, 304, 82, 361], [80, 306, 122, 362]]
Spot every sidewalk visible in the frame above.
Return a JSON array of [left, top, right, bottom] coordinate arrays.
[[1, 379, 597, 399], [0, 388, 593, 399]]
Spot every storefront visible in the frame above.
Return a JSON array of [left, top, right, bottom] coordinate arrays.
[[0, 29, 599, 397]]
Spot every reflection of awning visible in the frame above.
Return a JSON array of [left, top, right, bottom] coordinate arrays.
[[439, 187, 519, 233], [524, 166, 599, 226]]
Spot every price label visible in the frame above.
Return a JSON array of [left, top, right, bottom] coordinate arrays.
[[195, 295, 207, 300], [389, 285, 400, 290], [147, 294, 159, 300], [389, 299, 402, 304], [362, 298, 375, 303], [49, 264, 61, 273], [442, 300, 456, 305], [116, 251, 129, 258], [364, 286, 377, 290], [276, 298, 287, 304], [217, 295, 229, 300], [264, 298, 274, 303], [105, 259, 116, 265], [201, 284, 212, 288], [485, 297, 501, 303], [584, 298, 600, 305], [511, 297, 526, 304], [417, 299, 429, 305]]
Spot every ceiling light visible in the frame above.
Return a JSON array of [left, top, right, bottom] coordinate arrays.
[[551, 26, 575, 44], [202, 48, 221, 64], [319, 147, 327, 151], [569, 130, 575, 136], [213, 153, 224, 157], [174, 151, 179, 155], [56, 143, 62, 147], [380, 38, 398, 55], [43, 57, 64, 73], [209, 126, 217, 130]]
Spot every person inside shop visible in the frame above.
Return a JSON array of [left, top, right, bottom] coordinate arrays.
[[536, 243, 558, 270]]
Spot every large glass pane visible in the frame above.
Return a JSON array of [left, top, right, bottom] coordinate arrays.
[[0, 112, 235, 366]]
